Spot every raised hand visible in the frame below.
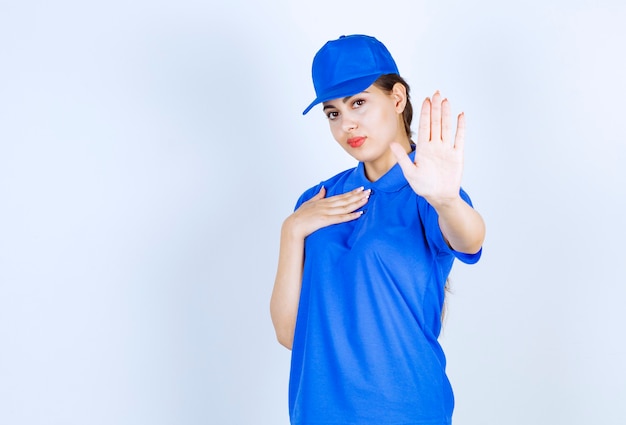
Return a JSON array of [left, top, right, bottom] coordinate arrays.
[[390, 91, 465, 208], [286, 186, 371, 240]]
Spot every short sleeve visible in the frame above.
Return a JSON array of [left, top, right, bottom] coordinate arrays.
[[418, 188, 482, 265], [294, 183, 324, 211]]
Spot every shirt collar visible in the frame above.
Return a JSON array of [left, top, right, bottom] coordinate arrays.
[[347, 150, 416, 193]]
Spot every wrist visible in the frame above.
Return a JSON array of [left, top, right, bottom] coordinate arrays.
[[426, 194, 464, 213]]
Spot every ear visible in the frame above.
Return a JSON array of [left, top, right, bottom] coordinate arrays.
[[391, 82, 408, 114]]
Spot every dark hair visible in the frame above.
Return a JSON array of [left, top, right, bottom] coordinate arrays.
[[373, 74, 413, 140]]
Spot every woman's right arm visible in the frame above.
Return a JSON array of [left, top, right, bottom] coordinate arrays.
[[270, 220, 306, 350], [270, 186, 371, 350]]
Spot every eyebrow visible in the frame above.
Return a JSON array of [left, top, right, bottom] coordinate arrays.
[[322, 91, 369, 111]]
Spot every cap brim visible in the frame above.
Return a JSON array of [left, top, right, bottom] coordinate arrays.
[[302, 74, 382, 115]]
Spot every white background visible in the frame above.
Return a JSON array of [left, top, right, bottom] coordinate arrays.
[[1, 0, 625, 424]]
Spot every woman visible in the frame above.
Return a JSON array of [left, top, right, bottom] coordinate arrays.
[[270, 34, 485, 425]]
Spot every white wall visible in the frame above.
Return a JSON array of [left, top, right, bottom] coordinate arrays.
[[1, 0, 624, 424]]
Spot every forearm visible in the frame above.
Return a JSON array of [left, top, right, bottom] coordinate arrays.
[[270, 217, 305, 350], [434, 196, 485, 254]]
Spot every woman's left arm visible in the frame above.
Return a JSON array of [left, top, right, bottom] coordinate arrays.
[[390, 91, 485, 254], [431, 196, 485, 255]]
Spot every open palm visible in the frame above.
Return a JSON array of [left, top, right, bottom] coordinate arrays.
[[391, 91, 465, 207]]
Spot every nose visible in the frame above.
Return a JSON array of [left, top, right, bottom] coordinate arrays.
[[341, 114, 358, 133]]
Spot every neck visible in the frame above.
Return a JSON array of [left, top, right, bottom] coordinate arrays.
[[363, 137, 412, 182]]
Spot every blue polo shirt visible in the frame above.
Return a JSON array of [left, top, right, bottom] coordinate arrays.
[[289, 154, 481, 425]]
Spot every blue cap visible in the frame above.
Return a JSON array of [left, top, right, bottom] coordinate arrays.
[[302, 35, 399, 115]]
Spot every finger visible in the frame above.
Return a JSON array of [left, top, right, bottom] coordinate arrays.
[[430, 91, 442, 141], [311, 185, 326, 200], [390, 142, 416, 174], [441, 98, 452, 144], [324, 186, 365, 203], [417, 97, 431, 144], [454, 112, 466, 151], [343, 191, 371, 212], [315, 186, 361, 205], [323, 210, 365, 226], [322, 191, 370, 219], [323, 187, 368, 209]]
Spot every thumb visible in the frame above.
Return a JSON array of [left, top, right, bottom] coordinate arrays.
[[312, 185, 326, 200], [390, 143, 415, 176]]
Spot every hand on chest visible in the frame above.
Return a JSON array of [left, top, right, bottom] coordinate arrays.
[[306, 189, 431, 263]]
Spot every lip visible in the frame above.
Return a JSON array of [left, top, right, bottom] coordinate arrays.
[[347, 136, 366, 148]]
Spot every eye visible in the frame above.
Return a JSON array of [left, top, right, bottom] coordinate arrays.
[[326, 111, 339, 120], [352, 99, 365, 108]]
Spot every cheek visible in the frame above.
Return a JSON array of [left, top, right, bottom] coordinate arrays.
[[328, 121, 343, 142], [364, 107, 393, 133], [379, 105, 402, 132]]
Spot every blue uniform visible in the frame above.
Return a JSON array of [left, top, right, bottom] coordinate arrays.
[[289, 153, 481, 425]]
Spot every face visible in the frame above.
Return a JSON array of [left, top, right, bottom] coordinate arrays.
[[322, 83, 410, 179]]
